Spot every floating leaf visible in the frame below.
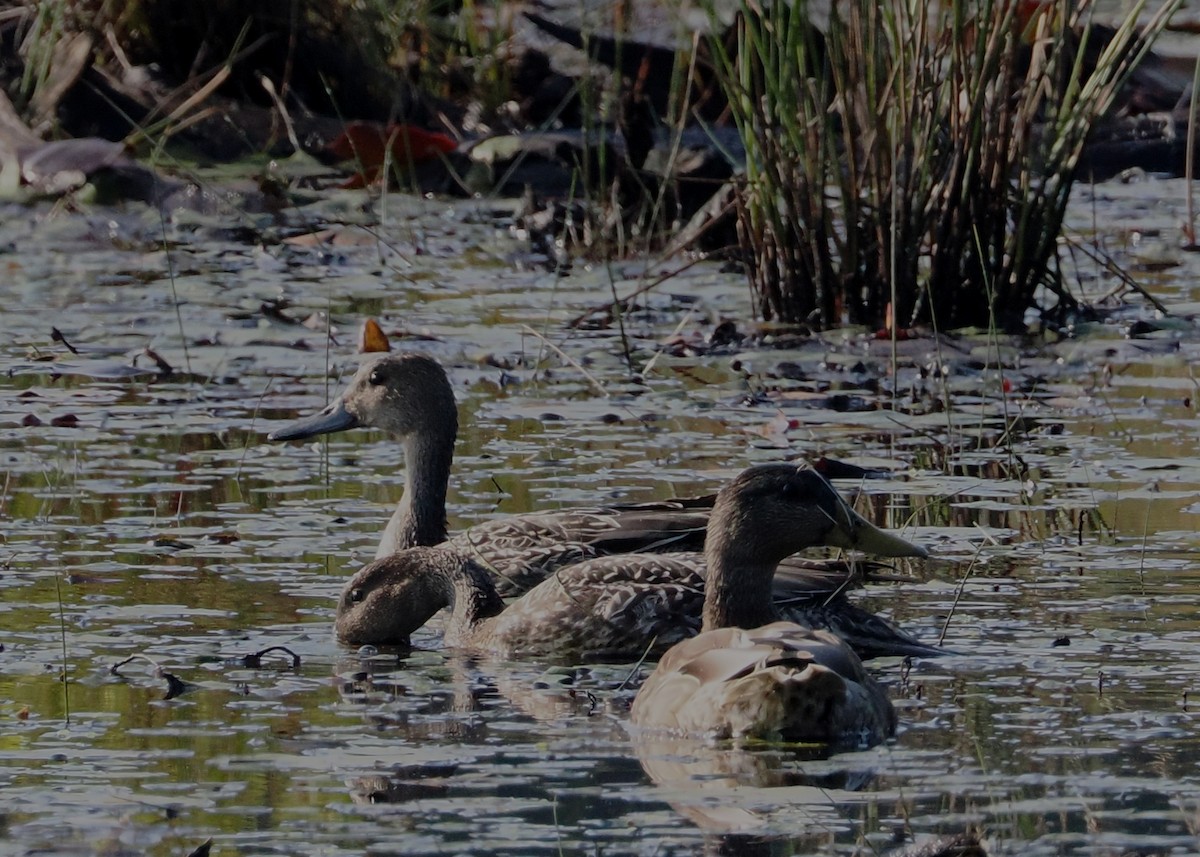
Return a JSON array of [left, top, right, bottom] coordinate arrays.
[[324, 122, 456, 187], [360, 318, 391, 353], [744, 410, 796, 447]]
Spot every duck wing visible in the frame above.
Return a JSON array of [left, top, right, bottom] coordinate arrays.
[[478, 553, 706, 660], [781, 597, 945, 659], [450, 503, 710, 597], [464, 545, 939, 660], [772, 558, 944, 659]]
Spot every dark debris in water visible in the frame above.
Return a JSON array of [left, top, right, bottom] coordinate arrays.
[[886, 833, 987, 857], [185, 838, 213, 857], [109, 653, 195, 699], [236, 645, 302, 670], [162, 671, 192, 700]]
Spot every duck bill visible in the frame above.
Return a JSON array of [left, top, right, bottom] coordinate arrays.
[[827, 502, 929, 559], [268, 398, 361, 441]]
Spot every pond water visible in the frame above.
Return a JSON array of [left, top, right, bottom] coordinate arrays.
[[4, 171, 1200, 857]]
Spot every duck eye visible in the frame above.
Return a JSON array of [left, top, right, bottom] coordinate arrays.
[[349, 588, 365, 604], [368, 369, 384, 387], [779, 480, 802, 501]]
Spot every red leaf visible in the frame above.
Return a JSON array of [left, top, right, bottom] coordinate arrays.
[[359, 318, 391, 353], [325, 122, 456, 186]]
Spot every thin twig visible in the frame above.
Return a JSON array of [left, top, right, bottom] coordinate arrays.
[[567, 254, 710, 329], [518, 324, 608, 397], [615, 636, 659, 692], [1062, 233, 1171, 315], [110, 653, 163, 675], [640, 304, 698, 377], [938, 534, 990, 648], [53, 569, 70, 725]]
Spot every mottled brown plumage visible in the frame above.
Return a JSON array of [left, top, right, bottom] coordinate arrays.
[[335, 464, 930, 675], [629, 465, 919, 746]]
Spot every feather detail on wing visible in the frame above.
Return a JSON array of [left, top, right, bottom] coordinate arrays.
[[449, 506, 709, 597], [460, 548, 937, 661], [476, 554, 706, 659]]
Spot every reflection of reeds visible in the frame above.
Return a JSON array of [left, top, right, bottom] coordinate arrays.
[[53, 567, 72, 724], [707, 0, 1180, 331]]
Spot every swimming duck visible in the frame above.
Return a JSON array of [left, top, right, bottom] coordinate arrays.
[[269, 352, 710, 594], [272, 353, 936, 659], [629, 465, 910, 745], [334, 463, 930, 667]]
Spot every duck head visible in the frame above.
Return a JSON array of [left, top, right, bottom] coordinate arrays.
[[268, 353, 457, 442]]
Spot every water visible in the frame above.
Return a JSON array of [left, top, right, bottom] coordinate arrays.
[[4, 173, 1200, 855]]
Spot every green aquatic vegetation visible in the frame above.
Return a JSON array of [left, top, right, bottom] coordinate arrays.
[[706, 0, 1182, 331]]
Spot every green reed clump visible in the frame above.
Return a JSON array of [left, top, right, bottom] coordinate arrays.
[[368, 0, 517, 121], [708, 0, 1180, 331]]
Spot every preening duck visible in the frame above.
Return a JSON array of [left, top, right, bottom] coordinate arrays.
[[333, 463, 932, 667], [629, 465, 917, 746]]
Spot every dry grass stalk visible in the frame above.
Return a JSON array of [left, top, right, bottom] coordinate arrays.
[[709, 0, 1182, 331]]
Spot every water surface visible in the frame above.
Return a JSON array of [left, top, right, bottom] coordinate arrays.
[[3, 175, 1200, 855]]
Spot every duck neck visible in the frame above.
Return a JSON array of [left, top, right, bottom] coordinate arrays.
[[376, 423, 455, 558], [438, 557, 506, 646], [701, 533, 780, 632]]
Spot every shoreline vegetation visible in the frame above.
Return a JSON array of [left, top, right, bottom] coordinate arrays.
[[0, 0, 1191, 332]]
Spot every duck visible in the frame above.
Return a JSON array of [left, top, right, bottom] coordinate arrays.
[[271, 353, 938, 659], [333, 463, 931, 669], [266, 355, 918, 571], [629, 466, 914, 746], [268, 352, 713, 596]]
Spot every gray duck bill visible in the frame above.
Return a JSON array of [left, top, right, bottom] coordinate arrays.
[[269, 399, 362, 441]]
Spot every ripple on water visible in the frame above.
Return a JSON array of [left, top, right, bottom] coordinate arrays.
[[5, 181, 1200, 856]]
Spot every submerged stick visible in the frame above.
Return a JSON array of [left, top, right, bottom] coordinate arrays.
[[615, 636, 659, 693], [938, 533, 991, 648], [53, 569, 70, 725], [239, 645, 301, 669], [566, 255, 710, 329], [519, 324, 608, 397]]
